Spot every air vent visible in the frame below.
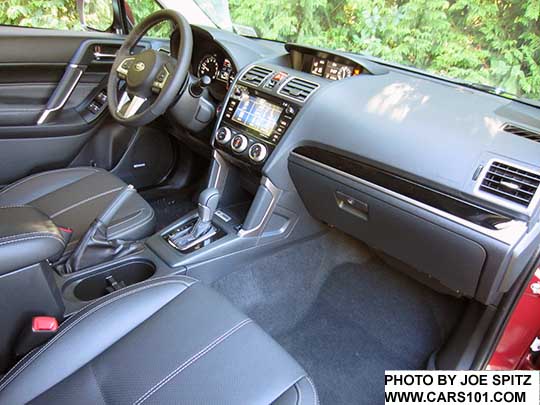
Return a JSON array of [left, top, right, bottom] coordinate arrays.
[[479, 161, 540, 208], [278, 77, 319, 102], [503, 124, 540, 143], [240, 66, 273, 87]]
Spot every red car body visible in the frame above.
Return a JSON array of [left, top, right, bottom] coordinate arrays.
[[488, 268, 540, 370]]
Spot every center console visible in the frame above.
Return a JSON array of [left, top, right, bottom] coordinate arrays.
[[213, 79, 300, 166]]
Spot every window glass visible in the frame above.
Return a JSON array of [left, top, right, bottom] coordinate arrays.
[[0, 0, 81, 30], [126, 0, 172, 38]]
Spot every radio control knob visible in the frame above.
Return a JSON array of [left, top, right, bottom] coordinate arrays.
[[216, 127, 232, 144], [285, 105, 296, 115], [231, 134, 249, 153], [248, 143, 268, 163]]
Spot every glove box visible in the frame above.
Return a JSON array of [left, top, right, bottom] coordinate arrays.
[[288, 149, 488, 298]]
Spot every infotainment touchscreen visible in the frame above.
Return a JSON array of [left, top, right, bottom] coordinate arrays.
[[231, 95, 283, 137]]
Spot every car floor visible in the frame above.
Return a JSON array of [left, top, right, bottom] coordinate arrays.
[[213, 230, 466, 405]]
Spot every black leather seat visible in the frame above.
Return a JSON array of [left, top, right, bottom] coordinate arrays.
[[0, 167, 155, 254], [0, 276, 318, 405]]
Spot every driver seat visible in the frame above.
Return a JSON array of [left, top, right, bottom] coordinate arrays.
[[0, 167, 155, 255]]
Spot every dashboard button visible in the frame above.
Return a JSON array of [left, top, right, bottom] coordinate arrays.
[[248, 143, 268, 163], [216, 127, 232, 144], [231, 134, 248, 153]]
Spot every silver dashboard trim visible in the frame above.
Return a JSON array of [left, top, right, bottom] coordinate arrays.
[[291, 152, 527, 246], [238, 176, 281, 237]]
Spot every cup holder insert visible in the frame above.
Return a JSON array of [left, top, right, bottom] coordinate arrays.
[[73, 261, 155, 301]]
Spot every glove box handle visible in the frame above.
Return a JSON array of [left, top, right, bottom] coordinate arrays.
[[335, 191, 369, 221]]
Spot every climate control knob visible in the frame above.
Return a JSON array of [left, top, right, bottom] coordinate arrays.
[[248, 143, 268, 163], [231, 134, 249, 153], [215, 127, 232, 144]]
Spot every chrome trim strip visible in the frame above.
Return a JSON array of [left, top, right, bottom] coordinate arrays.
[[238, 176, 281, 237], [291, 152, 527, 245], [37, 66, 84, 125]]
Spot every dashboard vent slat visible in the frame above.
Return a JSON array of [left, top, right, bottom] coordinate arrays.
[[278, 77, 319, 102], [503, 124, 540, 143], [479, 161, 540, 208], [240, 65, 273, 87]]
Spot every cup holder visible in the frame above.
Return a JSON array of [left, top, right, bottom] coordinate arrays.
[[73, 261, 155, 301]]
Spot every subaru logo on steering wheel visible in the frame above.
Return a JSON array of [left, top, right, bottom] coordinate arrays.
[[134, 62, 146, 72]]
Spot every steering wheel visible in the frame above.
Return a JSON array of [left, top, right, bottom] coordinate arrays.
[[108, 10, 193, 127]]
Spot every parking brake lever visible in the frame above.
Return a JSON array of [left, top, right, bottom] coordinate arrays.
[[60, 185, 143, 274]]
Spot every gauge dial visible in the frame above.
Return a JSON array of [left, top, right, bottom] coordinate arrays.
[[337, 65, 353, 80], [198, 55, 219, 80]]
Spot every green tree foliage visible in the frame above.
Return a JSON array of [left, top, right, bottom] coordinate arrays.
[[1, 0, 538, 99], [230, 0, 540, 99], [0, 0, 81, 30]]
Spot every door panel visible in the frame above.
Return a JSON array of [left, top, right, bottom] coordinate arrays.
[[0, 26, 174, 189], [0, 27, 127, 184]]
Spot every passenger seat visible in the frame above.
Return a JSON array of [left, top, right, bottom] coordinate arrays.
[[0, 276, 318, 405]]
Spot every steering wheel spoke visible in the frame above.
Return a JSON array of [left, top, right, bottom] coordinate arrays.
[[116, 57, 136, 79], [117, 91, 147, 118], [107, 9, 192, 126], [151, 64, 172, 94]]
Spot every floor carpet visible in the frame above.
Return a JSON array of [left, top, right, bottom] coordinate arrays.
[[213, 231, 464, 405]]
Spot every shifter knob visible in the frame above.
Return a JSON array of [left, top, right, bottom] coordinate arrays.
[[198, 187, 220, 222]]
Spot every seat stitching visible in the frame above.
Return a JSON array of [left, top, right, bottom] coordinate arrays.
[[90, 362, 108, 404], [0, 168, 99, 197], [306, 376, 319, 405], [0, 235, 65, 248], [0, 205, 31, 209], [50, 187, 123, 219], [108, 210, 155, 239], [0, 232, 63, 243], [0, 279, 193, 392], [108, 210, 144, 230], [133, 318, 253, 405]]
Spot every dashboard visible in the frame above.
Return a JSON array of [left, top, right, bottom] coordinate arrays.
[[172, 26, 540, 307]]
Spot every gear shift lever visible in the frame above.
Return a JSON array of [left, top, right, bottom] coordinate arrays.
[[198, 187, 220, 222], [168, 187, 221, 251]]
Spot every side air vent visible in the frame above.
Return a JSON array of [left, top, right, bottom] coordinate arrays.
[[278, 77, 319, 102], [503, 124, 540, 143], [240, 65, 273, 87], [479, 161, 540, 208]]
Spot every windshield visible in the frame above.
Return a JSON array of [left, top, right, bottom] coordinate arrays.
[[184, 0, 539, 102]]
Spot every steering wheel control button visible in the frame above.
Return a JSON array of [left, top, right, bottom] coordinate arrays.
[[117, 58, 135, 79], [249, 143, 268, 163], [152, 66, 171, 93], [231, 134, 248, 153], [216, 127, 232, 144]]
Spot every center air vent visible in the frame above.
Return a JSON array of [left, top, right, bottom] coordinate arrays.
[[278, 77, 319, 102], [479, 161, 540, 208], [503, 124, 540, 143], [240, 66, 273, 87]]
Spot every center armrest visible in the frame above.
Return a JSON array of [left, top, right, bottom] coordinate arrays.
[[0, 206, 65, 275]]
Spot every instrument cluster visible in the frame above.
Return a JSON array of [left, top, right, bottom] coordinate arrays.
[[191, 45, 237, 100]]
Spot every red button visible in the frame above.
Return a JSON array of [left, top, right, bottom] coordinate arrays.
[[32, 316, 58, 332], [273, 72, 288, 81]]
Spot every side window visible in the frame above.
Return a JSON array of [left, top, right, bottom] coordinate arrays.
[[0, 0, 113, 32], [126, 0, 173, 39], [0, 1, 80, 30]]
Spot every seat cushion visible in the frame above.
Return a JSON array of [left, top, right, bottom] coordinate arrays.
[[0, 276, 317, 405], [0, 167, 155, 253]]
